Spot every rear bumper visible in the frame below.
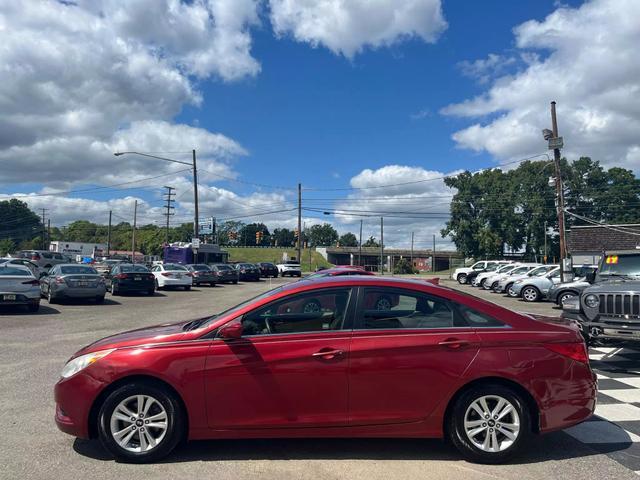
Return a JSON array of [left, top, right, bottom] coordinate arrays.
[[158, 277, 192, 286], [0, 291, 40, 305], [115, 280, 154, 292], [53, 286, 107, 298]]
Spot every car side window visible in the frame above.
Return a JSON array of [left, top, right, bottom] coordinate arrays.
[[456, 305, 506, 328], [241, 288, 353, 336], [357, 288, 461, 330], [473, 263, 485, 270]]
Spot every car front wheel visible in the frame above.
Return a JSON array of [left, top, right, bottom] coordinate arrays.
[[521, 286, 540, 302], [98, 382, 184, 463], [506, 284, 518, 297], [448, 384, 530, 464], [457, 273, 468, 285], [557, 292, 575, 306]]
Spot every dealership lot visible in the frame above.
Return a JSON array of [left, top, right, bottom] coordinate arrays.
[[1, 277, 638, 479]]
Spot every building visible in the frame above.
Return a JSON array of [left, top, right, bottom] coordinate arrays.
[[49, 241, 107, 258], [316, 246, 463, 272], [567, 224, 640, 264]]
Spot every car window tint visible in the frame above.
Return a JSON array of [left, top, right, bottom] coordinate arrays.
[[60, 266, 97, 274], [457, 305, 505, 327], [358, 289, 458, 330], [163, 264, 187, 271], [0, 266, 31, 276], [242, 288, 352, 336], [121, 265, 149, 273]]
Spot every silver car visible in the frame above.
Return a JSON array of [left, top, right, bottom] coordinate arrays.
[[16, 250, 68, 269], [497, 264, 558, 296], [487, 263, 541, 292], [0, 257, 41, 278], [510, 266, 561, 302], [40, 264, 106, 304], [473, 264, 518, 287], [0, 264, 41, 312]]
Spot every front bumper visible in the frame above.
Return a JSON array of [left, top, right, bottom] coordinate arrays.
[[562, 311, 640, 343], [54, 372, 105, 439]]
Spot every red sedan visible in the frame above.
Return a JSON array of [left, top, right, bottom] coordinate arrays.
[[54, 276, 595, 464]]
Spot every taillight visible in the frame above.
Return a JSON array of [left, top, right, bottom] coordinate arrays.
[[161, 272, 172, 277], [22, 279, 40, 286], [31, 255, 39, 260], [114, 273, 127, 279], [545, 342, 589, 364], [55, 276, 66, 285]]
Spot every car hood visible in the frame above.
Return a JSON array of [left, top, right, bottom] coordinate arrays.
[[74, 319, 203, 357], [586, 279, 640, 293], [551, 279, 590, 290]]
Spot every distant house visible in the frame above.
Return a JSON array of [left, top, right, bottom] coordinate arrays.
[[567, 224, 640, 264]]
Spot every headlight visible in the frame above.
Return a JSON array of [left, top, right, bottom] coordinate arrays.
[[60, 349, 114, 379], [584, 294, 600, 308]]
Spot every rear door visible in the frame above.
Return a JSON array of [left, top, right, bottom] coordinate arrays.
[[348, 287, 480, 425]]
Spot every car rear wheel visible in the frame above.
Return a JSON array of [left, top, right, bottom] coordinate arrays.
[[232, 280, 238, 284], [47, 289, 57, 304], [155, 279, 161, 290], [147, 289, 155, 296], [184, 285, 191, 291], [521, 286, 540, 302], [96, 296, 105, 304], [111, 283, 119, 296], [27, 302, 39, 312], [98, 382, 184, 463], [457, 273, 468, 285], [448, 384, 530, 464]]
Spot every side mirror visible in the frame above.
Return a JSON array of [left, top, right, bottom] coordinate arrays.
[[218, 321, 243, 340], [585, 271, 596, 284]]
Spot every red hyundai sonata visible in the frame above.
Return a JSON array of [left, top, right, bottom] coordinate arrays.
[[54, 276, 596, 464]]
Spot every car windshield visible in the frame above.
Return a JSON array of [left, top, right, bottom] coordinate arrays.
[[0, 266, 31, 276], [599, 254, 640, 277], [163, 264, 187, 271], [120, 265, 149, 273], [215, 265, 232, 271], [529, 265, 556, 277], [497, 265, 515, 273], [60, 266, 97, 274]]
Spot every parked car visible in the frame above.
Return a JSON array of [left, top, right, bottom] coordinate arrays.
[[258, 262, 279, 278], [151, 264, 192, 290], [510, 267, 561, 302], [451, 260, 506, 285], [235, 263, 261, 281], [185, 264, 217, 287], [209, 264, 239, 284], [107, 264, 155, 296], [17, 250, 68, 269], [496, 265, 557, 296], [54, 276, 595, 464], [548, 279, 592, 306], [94, 259, 125, 278], [484, 263, 540, 291], [305, 267, 376, 280], [277, 261, 302, 277], [0, 257, 41, 278], [0, 264, 40, 312], [473, 264, 519, 288], [40, 264, 106, 304], [465, 262, 511, 286], [562, 251, 640, 346]]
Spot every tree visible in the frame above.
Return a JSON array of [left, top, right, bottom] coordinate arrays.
[[307, 223, 338, 247], [338, 232, 358, 247], [0, 199, 42, 245], [363, 236, 379, 247], [394, 258, 416, 274], [0, 238, 16, 256], [238, 223, 270, 246], [272, 228, 295, 247], [216, 221, 245, 245]]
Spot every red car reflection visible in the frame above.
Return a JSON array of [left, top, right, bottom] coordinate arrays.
[[54, 276, 595, 464]]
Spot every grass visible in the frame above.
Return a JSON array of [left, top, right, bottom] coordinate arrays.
[[225, 247, 333, 272]]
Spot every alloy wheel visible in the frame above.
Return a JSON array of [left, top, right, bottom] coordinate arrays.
[[109, 395, 168, 453], [464, 395, 520, 453], [522, 287, 538, 302], [507, 286, 517, 297]]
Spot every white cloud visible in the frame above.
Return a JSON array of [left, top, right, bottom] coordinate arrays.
[[458, 53, 517, 84], [269, 0, 447, 58], [442, 0, 640, 171]]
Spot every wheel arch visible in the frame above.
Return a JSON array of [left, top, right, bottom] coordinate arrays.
[[87, 374, 189, 440], [443, 376, 541, 437], [556, 289, 578, 304]]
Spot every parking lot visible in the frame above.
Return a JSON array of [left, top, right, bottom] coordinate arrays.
[[1, 276, 639, 480]]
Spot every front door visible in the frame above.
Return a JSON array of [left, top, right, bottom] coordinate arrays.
[[348, 287, 480, 425], [205, 287, 355, 429]]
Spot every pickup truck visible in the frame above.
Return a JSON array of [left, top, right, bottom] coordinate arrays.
[[562, 250, 640, 346], [277, 261, 302, 277]]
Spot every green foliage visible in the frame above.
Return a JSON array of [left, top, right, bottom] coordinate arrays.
[[393, 258, 416, 274], [237, 223, 270, 246], [442, 157, 640, 259], [307, 223, 339, 247], [272, 228, 295, 247], [0, 199, 42, 246], [0, 238, 16, 256], [363, 236, 380, 247], [225, 247, 332, 272], [338, 232, 358, 247]]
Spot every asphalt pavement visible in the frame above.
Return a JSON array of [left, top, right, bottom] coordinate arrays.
[[0, 276, 637, 480]]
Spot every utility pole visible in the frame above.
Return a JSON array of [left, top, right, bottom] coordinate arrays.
[[107, 210, 112, 256], [131, 200, 138, 264], [297, 183, 302, 263], [192, 149, 199, 240], [544, 220, 548, 264], [163, 186, 175, 245], [358, 219, 363, 267], [410, 232, 414, 270], [40, 208, 47, 250], [432, 234, 436, 272], [380, 217, 384, 274], [47, 219, 51, 250], [550, 101, 567, 281]]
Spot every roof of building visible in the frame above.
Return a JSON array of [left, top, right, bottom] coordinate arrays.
[[567, 224, 640, 253]]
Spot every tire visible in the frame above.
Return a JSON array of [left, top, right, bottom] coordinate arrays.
[[111, 282, 119, 296], [155, 279, 161, 290], [557, 292, 576, 306], [147, 289, 155, 296], [521, 286, 540, 302], [27, 302, 39, 312], [47, 289, 57, 304], [506, 284, 517, 297], [457, 273, 468, 285], [448, 384, 530, 464], [210, 282, 216, 287], [479, 278, 487, 288], [490, 281, 499, 291], [232, 280, 238, 285], [184, 285, 191, 291], [97, 382, 184, 463], [96, 296, 105, 304]]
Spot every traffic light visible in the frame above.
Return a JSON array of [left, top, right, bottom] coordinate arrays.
[[255, 231, 263, 244]]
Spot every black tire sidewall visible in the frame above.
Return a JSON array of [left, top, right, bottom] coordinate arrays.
[[448, 384, 530, 464], [98, 383, 183, 463], [458, 274, 468, 285]]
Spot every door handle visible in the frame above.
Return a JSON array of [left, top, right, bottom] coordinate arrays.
[[312, 349, 344, 359], [438, 338, 470, 349]]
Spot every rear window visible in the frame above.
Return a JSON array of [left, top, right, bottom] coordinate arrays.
[[120, 265, 149, 273], [60, 266, 97, 275], [216, 265, 232, 271], [0, 266, 32, 276], [191, 265, 211, 271], [164, 264, 187, 271]]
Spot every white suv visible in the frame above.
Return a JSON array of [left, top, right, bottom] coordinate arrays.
[[277, 261, 302, 277], [452, 260, 506, 284]]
